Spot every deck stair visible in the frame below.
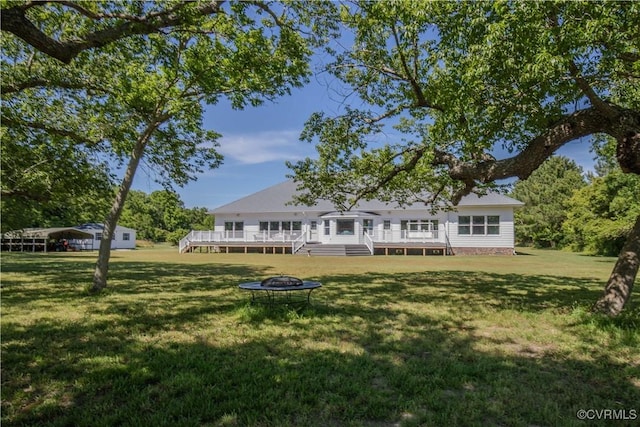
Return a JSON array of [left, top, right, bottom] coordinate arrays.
[[296, 243, 371, 256]]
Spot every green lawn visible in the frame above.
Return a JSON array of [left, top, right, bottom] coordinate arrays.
[[1, 247, 638, 426]]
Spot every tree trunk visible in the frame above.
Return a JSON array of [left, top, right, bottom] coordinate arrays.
[[592, 214, 640, 316], [88, 121, 160, 293]]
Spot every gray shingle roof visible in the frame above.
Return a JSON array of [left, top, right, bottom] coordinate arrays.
[[210, 180, 523, 214]]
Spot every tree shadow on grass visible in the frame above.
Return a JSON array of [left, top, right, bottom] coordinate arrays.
[[2, 310, 638, 427], [3, 256, 639, 426], [313, 270, 607, 314], [1, 256, 271, 303]]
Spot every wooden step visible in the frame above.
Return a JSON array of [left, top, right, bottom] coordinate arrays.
[[296, 244, 371, 256]]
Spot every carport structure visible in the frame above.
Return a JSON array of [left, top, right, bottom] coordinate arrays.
[[1, 228, 94, 252]]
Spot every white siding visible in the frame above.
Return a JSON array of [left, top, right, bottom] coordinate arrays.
[[72, 225, 136, 250], [447, 207, 515, 248], [214, 206, 517, 250]]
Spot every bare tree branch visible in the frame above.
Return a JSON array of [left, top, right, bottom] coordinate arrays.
[[350, 145, 428, 207], [1, 1, 225, 64], [390, 21, 431, 110], [435, 107, 633, 193], [349, 105, 639, 207]]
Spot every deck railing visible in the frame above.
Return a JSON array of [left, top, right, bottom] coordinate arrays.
[[180, 228, 443, 252], [371, 229, 440, 243], [253, 230, 302, 242], [363, 232, 374, 255], [291, 233, 307, 254]]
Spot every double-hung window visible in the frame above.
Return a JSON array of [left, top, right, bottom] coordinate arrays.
[[458, 216, 500, 235]]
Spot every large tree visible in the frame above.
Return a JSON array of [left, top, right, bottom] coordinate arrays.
[[2, 0, 334, 292], [288, 1, 639, 315]]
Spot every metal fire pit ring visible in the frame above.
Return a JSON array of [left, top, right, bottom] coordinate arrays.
[[239, 276, 321, 306]]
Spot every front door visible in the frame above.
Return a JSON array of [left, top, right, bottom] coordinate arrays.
[[309, 221, 319, 242]]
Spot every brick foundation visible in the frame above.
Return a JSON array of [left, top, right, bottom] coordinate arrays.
[[451, 247, 515, 255]]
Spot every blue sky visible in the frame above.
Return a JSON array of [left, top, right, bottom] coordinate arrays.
[[131, 75, 598, 210], [132, 75, 339, 209]]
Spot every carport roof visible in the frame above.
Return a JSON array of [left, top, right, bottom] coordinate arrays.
[[3, 228, 93, 239]]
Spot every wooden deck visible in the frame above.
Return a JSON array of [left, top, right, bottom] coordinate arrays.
[[373, 242, 449, 256], [183, 241, 293, 254], [182, 241, 449, 256]]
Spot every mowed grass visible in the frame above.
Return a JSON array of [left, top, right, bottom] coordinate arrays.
[[1, 247, 638, 427]]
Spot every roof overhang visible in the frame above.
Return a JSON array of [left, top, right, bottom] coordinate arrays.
[[319, 211, 381, 219]]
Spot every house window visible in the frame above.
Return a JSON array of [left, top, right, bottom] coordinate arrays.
[[123, 233, 130, 241], [95, 232, 102, 241], [383, 220, 391, 230], [402, 219, 438, 236], [324, 220, 330, 236], [310, 221, 317, 231], [224, 221, 244, 237], [336, 219, 355, 235], [459, 216, 499, 235], [459, 216, 471, 235], [260, 221, 302, 234], [487, 216, 500, 235], [472, 216, 486, 235]]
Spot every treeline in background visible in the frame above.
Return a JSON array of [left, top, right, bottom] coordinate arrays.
[[1, 186, 212, 246], [511, 140, 640, 256]]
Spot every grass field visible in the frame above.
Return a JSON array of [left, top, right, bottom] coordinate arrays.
[[2, 247, 638, 426]]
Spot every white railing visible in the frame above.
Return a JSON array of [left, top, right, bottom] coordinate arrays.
[[372, 229, 440, 243], [179, 230, 195, 253], [363, 232, 374, 255], [179, 230, 227, 253], [252, 230, 302, 242], [179, 227, 445, 253], [179, 229, 305, 252], [291, 233, 307, 254]]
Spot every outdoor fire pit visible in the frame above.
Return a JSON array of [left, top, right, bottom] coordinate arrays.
[[260, 275, 304, 288], [239, 276, 321, 305]]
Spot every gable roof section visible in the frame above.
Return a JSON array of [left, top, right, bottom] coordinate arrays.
[[210, 180, 523, 215]]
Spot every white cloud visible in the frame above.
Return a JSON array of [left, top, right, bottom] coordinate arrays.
[[217, 130, 313, 165]]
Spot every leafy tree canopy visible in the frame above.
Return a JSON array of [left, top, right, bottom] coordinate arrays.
[[1, 0, 336, 292], [289, 1, 639, 208]]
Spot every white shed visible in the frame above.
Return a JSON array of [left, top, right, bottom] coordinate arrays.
[[75, 223, 137, 250]]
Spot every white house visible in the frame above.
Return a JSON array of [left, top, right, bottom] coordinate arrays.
[[74, 223, 137, 250], [180, 180, 523, 255]]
